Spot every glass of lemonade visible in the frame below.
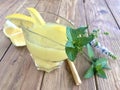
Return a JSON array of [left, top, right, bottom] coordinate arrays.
[[22, 12, 74, 72]]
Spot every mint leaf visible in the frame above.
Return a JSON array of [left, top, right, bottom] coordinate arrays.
[[66, 41, 74, 48], [84, 65, 94, 78], [96, 65, 107, 78], [66, 27, 76, 41], [65, 46, 78, 61], [97, 70, 107, 78], [75, 26, 88, 36], [76, 34, 94, 47], [103, 64, 111, 70], [87, 44, 94, 59], [95, 58, 107, 68]]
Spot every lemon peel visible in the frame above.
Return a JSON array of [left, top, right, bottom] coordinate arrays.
[[27, 8, 45, 25], [6, 13, 34, 28]]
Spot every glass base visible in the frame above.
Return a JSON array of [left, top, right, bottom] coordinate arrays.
[[35, 63, 60, 72], [30, 54, 63, 72]]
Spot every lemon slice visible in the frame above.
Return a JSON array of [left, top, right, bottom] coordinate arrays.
[[6, 13, 34, 28], [3, 20, 26, 46], [10, 31, 26, 46], [32, 23, 67, 47], [27, 8, 45, 25]]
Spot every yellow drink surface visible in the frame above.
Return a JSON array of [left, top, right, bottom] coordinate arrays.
[[26, 40, 67, 61], [25, 23, 67, 71]]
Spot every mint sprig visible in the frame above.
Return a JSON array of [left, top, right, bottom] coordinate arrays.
[[65, 26, 94, 61], [65, 26, 114, 79], [84, 44, 110, 79]]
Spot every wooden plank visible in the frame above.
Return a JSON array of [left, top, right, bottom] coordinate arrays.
[[85, 0, 120, 90], [0, 31, 11, 61], [15, 0, 40, 13], [0, 0, 17, 15], [0, 0, 25, 30], [40, 0, 96, 90], [0, 46, 44, 90], [105, 0, 120, 27]]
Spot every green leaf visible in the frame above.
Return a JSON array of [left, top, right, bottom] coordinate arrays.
[[66, 41, 74, 48], [66, 27, 76, 41], [75, 26, 88, 35], [104, 32, 109, 35], [65, 26, 94, 62], [95, 58, 107, 68], [84, 65, 94, 78], [77, 34, 94, 47], [97, 70, 107, 78], [96, 65, 107, 78], [87, 44, 94, 59], [103, 64, 111, 70], [65, 46, 78, 61]]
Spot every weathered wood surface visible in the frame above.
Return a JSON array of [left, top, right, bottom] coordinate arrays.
[[0, 0, 120, 90], [105, 0, 120, 27], [85, 0, 120, 90]]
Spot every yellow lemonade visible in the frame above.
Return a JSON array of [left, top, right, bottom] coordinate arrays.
[[24, 23, 67, 72]]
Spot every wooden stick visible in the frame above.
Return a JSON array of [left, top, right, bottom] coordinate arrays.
[[67, 59, 82, 85]]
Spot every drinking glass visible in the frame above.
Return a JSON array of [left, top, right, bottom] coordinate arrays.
[[22, 12, 74, 72]]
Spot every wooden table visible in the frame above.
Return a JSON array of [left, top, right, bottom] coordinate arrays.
[[0, 0, 120, 90]]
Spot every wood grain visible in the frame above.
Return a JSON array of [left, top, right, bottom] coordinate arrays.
[[0, 46, 44, 90], [0, 31, 11, 61], [105, 0, 120, 27], [0, 0, 18, 16], [85, 0, 120, 90], [0, 0, 25, 30]]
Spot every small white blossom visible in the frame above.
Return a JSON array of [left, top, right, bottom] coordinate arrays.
[[89, 40, 116, 59]]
